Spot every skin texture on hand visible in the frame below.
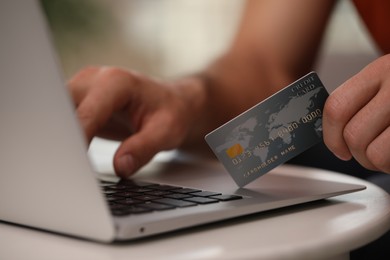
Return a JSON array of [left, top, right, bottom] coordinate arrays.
[[323, 54, 390, 173], [68, 67, 206, 178]]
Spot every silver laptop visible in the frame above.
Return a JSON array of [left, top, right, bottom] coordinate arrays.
[[0, 0, 365, 242]]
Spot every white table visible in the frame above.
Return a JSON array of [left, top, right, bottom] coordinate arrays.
[[1, 150, 390, 260]]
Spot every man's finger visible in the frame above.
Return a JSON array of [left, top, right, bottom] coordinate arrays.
[[367, 126, 390, 173], [323, 65, 380, 161], [342, 85, 390, 170], [67, 67, 100, 105], [75, 68, 137, 142], [113, 113, 185, 178]]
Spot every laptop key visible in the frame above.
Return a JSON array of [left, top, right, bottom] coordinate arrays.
[[126, 206, 154, 214], [109, 203, 129, 210], [104, 185, 128, 190], [154, 198, 197, 208], [116, 198, 143, 205], [106, 195, 123, 202], [153, 185, 181, 191], [145, 190, 172, 196], [172, 188, 201, 194], [133, 195, 160, 201], [103, 189, 119, 195], [139, 202, 176, 210], [115, 191, 140, 198], [164, 193, 193, 199], [210, 194, 243, 201], [127, 187, 154, 193], [184, 197, 219, 204], [191, 191, 222, 197]]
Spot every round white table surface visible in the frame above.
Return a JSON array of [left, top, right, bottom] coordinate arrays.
[[1, 149, 390, 260]]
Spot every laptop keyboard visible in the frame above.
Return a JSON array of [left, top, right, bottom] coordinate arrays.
[[100, 180, 243, 216]]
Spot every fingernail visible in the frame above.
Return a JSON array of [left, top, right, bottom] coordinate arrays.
[[334, 152, 352, 161], [117, 155, 135, 178]]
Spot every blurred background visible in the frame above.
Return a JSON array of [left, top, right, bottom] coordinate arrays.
[[41, 0, 244, 79], [41, 0, 381, 171], [41, 0, 380, 88]]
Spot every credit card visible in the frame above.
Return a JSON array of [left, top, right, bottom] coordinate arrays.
[[205, 72, 328, 187]]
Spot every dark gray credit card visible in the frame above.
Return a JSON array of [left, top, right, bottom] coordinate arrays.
[[205, 72, 329, 187]]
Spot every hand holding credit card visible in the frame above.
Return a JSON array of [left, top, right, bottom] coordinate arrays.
[[205, 72, 328, 187]]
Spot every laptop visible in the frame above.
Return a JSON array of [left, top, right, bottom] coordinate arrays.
[[0, 0, 365, 242]]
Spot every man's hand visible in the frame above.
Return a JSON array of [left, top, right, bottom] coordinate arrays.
[[68, 67, 205, 178], [323, 54, 390, 173]]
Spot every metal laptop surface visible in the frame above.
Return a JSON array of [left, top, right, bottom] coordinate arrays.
[[0, 0, 365, 242]]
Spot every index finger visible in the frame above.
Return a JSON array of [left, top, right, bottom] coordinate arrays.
[[75, 68, 138, 142]]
